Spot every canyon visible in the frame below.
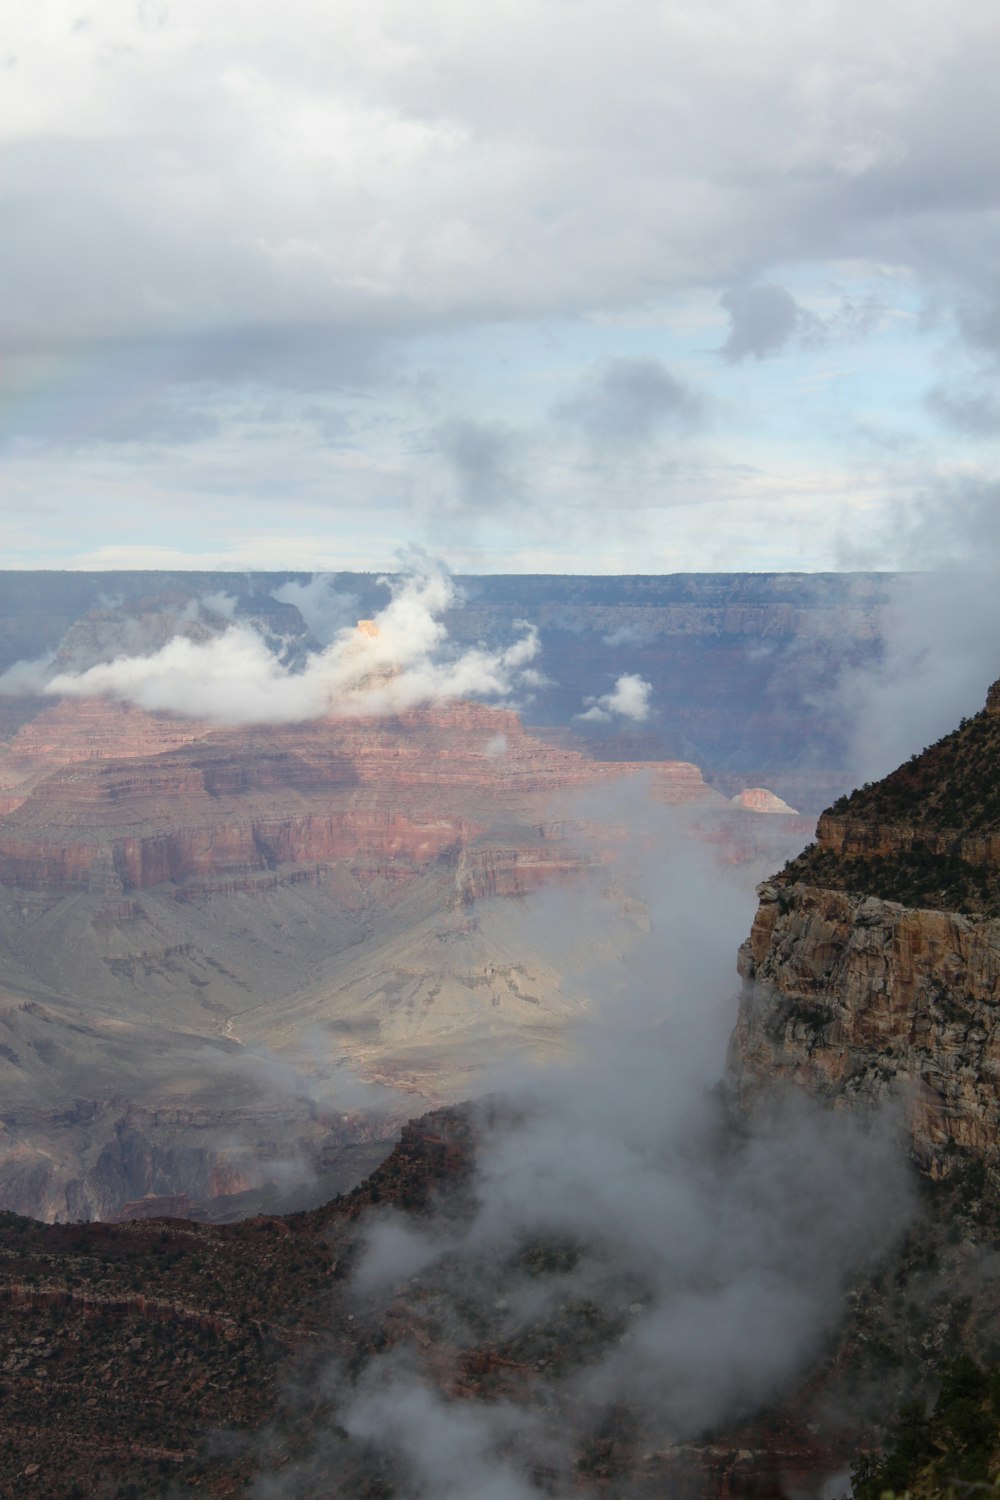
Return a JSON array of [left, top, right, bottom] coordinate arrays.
[[0, 569, 890, 807], [0, 688, 804, 1223], [0, 571, 843, 1224], [0, 612, 998, 1493]]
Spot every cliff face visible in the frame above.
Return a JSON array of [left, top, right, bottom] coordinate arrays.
[[730, 678, 1000, 1183], [731, 882, 1000, 1175], [0, 700, 713, 896]]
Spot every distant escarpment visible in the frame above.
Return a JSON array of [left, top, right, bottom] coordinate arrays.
[[731, 678, 1000, 1185], [0, 699, 712, 897]]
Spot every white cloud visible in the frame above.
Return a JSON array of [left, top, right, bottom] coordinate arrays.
[[0, 557, 541, 726], [577, 672, 652, 724], [3, 1, 998, 345]]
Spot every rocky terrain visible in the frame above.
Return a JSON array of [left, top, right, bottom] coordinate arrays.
[[727, 677, 1000, 1492], [0, 569, 889, 808], [0, 675, 810, 1222], [731, 677, 1000, 1183], [0, 1106, 872, 1500], [5, 679, 1000, 1495]]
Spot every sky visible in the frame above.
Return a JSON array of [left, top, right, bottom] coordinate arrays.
[[2, 0, 1000, 574]]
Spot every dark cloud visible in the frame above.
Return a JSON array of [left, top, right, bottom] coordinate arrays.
[[1, 321, 393, 455], [719, 284, 802, 362], [433, 416, 526, 512], [556, 358, 703, 447], [925, 382, 1000, 438], [957, 298, 1000, 360]]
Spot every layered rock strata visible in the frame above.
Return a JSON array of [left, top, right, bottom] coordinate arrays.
[[731, 883, 1000, 1176], [0, 695, 745, 1221], [730, 678, 1000, 1182], [0, 700, 714, 897]]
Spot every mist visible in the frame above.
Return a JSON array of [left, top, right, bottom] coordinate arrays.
[[833, 573, 1000, 784], [247, 803, 914, 1497], [829, 482, 1000, 783]]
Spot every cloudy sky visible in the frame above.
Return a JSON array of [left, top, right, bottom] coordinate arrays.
[[3, 0, 999, 573]]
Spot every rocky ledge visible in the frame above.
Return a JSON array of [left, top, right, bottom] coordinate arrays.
[[730, 677, 1000, 1186], [731, 881, 1000, 1177]]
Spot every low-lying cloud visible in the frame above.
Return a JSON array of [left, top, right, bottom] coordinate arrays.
[[829, 478, 1000, 783], [0, 558, 541, 728], [577, 672, 652, 723], [246, 808, 913, 1498]]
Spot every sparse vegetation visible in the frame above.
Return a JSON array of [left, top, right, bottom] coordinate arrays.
[[784, 695, 1000, 915], [853, 1357, 1000, 1500]]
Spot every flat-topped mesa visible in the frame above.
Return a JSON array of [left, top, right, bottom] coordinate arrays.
[[0, 697, 715, 895], [730, 675, 1000, 1183]]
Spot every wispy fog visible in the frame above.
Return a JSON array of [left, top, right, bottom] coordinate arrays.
[[830, 482, 1000, 783], [248, 806, 914, 1497]]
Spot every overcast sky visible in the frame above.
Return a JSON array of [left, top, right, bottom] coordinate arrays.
[[3, 0, 999, 573]]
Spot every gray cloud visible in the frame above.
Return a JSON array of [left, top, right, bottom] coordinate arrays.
[[433, 416, 527, 512], [557, 358, 703, 446], [8, 4, 995, 363], [925, 382, 1000, 437], [719, 284, 803, 362], [7, 2, 1000, 570]]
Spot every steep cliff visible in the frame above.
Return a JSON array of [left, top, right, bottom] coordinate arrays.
[[731, 677, 1000, 1184]]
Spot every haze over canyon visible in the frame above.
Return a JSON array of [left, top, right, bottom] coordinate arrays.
[[2, 569, 1000, 1497]]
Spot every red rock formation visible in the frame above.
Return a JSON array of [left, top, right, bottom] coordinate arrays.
[[0, 697, 210, 811], [0, 698, 715, 897]]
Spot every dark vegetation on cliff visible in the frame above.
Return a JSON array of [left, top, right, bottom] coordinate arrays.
[[853, 1355, 1000, 1500], [0, 1111, 473, 1498], [781, 681, 1000, 915], [736, 678, 1000, 1493]]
